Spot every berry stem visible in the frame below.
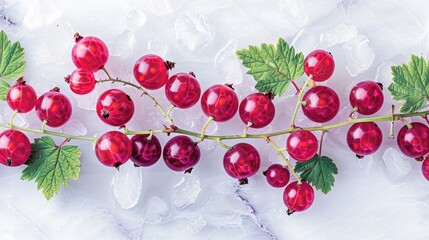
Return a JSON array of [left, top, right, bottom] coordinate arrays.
[[9, 110, 18, 128], [291, 81, 300, 95], [423, 115, 429, 125], [167, 105, 175, 121], [41, 120, 47, 134], [242, 122, 253, 137], [196, 116, 214, 143], [267, 138, 302, 185], [215, 138, 232, 150], [389, 105, 395, 139], [96, 78, 174, 126], [318, 130, 327, 159], [290, 75, 312, 128]]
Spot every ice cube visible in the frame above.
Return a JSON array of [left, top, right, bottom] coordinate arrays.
[[187, 216, 207, 233], [321, 23, 358, 47], [343, 34, 375, 77], [61, 120, 88, 136], [44, 21, 75, 64], [174, 11, 214, 52], [124, 9, 146, 29], [172, 175, 201, 208], [112, 161, 142, 209], [0, 103, 28, 128], [145, 196, 169, 224], [214, 40, 243, 85], [276, 0, 307, 27], [148, 0, 175, 17], [382, 147, 412, 183], [148, 40, 168, 58], [74, 89, 98, 111], [23, 0, 61, 29], [357, 155, 374, 173], [111, 29, 136, 57]]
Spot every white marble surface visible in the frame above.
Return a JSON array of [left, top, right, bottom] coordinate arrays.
[[1, 0, 429, 239]]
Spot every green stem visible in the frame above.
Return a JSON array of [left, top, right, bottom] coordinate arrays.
[[196, 116, 214, 143], [268, 139, 301, 185], [41, 120, 47, 134], [167, 105, 175, 121], [9, 110, 18, 128], [318, 130, 327, 159], [96, 78, 175, 126], [290, 75, 312, 128]]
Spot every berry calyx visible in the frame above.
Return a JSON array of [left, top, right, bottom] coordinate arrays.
[[35, 89, 72, 127], [223, 143, 261, 181], [286, 129, 318, 162], [347, 122, 383, 157], [165, 72, 201, 109], [66, 68, 96, 95], [301, 86, 340, 123], [7, 77, 37, 113], [283, 181, 314, 214], [239, 93, 275, 128], [71, 33, 109, 72], [95, 131, 132, 168], [264, 164, 290, 188], [96, 89, 134, 127], [131, 134, 162, 167], [133, 54, 171, 90], [304, 50, 335, 82], [201, 84, 239, 122], [397, 122, 429, 159], [163, 135, 200, 172], [349, 81, 384, 115], [0, 129, 31, 167], [422, 156, 429, 181]]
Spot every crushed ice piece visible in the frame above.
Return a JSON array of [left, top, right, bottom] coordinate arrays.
[[174, 11, 214, 51], [111, 30, 136, 57], [321, 23, 358, 47], [145, 196, 169, 224], [112, 162, 142, 209], [382, 147, 412, 183], [343, 34, 375, 77], [215, 40, 243, 85], [62, 120, 88, 136], [125, 9, 146, 29], [172, 175, 201, 208]]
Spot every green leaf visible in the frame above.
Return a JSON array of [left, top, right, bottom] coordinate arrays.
[[0, 79, 10, 100], [21, 136, 81, 200], [295, 154, 338, 194], [388, 55, 429, 113], [0, 31, 26, 80], [236, 38, 304, 96]]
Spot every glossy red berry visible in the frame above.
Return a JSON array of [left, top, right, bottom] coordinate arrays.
[[95, 131, 132, 168], [283, 181, 314, 214], [0, 129, 31, 167], [163, 135, 200, 172], [422, 157, 429, 181], [35, 89, 72, 127], [66, 69, 96, 95], [347, 122, 382, 157], [265, 164, 290, 188], [302, 86, 340, 123], [349, 81, 384, 115], [223, 143, 261, 180], [397, 122, 429, 158], [201, 84, 238, 122], [96, 89, 134, 127], [165, 72, 201, 109], [131, 134, 162, 167], [287, 130, 318, 161], [134, 54, 172, 90], [304, 50, 335, 82], [239, 93, 275, 128], [7, 79, 37, 113], [71, 34, 109, 72]]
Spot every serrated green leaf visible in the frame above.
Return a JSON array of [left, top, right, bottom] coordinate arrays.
[[0, 31, 26, 80], [295, 154, 338, 194], [0, 79, 10, 100], [236, 38, 304, 96], [21, 136, 81, 200], [388, 55, 429, 113]]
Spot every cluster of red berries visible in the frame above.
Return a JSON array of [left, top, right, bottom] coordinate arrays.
[[0, 34, 428, 214]]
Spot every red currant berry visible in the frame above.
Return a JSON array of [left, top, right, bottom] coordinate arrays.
[[163, 136, 200, 172], [304, 50, 335, 82], [302, 86, 340, 123], [134, 54, 172, 90], [286, 129, 318, 162], [96, 89, 134, 127], [349, 81, 384, 115], [223, 143, 261, 180], [35, 88, 72, 127], [283, 181, 314, 214], [265, 164, 290, 188], [165, 72, 201, 109], [71, 33, 109, 72], [422, 156, 429, 181], [131, 134, 161, 167], [347, 122, 383, 157], [201, 84, 239, 122], [0, 129, 31, 167], [66, 69, 96, 95], [239, 93, 275, 128], [7, 78, 37, 113], [397, 122, 429, 159], [95, 131, 132, 168]]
